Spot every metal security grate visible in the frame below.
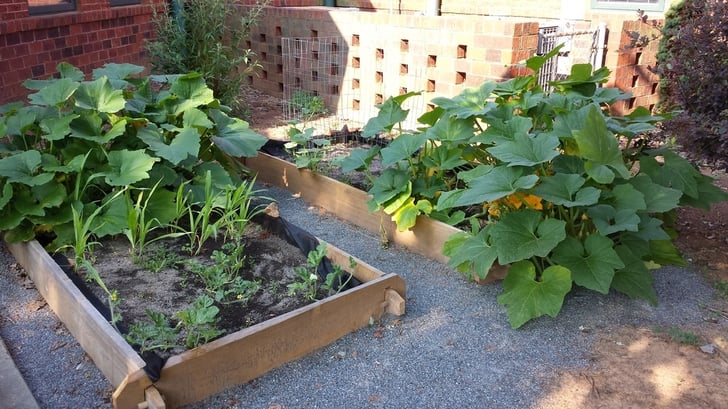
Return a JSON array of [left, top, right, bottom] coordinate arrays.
[[536, 24, 607, 93]]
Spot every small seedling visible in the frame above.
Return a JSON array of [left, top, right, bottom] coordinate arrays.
[[290, 90, 328, 122], [284, 127, 332, 171], [138, 245, 184, 273], [187, 240, 261, 304], [125, 309, 180, 353], [175, 295, 225, 349], [288, 242, 355, 301]]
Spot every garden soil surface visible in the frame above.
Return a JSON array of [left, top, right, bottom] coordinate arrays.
[[83, 214, 319, 359], [244, 87, 728, 409]]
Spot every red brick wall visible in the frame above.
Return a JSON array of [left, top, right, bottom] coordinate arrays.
[[0, 0, 164, 105], [611, 19, 662, 115]]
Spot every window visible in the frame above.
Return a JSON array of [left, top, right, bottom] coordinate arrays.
[[110, 0, 141, 5], [591, 0, 665, 12], [28, 0, 76, 15]]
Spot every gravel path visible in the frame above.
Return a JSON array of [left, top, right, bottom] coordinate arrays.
[[0, 184, 718, 409]]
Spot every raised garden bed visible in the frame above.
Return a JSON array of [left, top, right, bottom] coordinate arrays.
[[244, 151, 508, 282], [4, 208, 405, 409]]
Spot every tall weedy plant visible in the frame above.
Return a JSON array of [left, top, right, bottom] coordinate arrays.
[[146, 0, 270, 115]]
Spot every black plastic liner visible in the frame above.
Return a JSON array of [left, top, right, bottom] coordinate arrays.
[[259, 131, 391, 159], [51, 207, 361, 383]]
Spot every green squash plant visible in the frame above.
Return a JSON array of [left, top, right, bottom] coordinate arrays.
[[0, 62, 267, 251], [343, 47, 728, 328], [0, 62, 270, 347]]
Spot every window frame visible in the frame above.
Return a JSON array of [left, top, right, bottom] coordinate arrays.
[[28, 0, 76, 15], [590, 0, 666, 12], [110, 0, 142, 6]]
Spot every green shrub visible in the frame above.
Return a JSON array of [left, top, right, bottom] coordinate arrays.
[[657, 0, 728, 167], [146, 0, 270, 116], [343, 47, 728, 328]]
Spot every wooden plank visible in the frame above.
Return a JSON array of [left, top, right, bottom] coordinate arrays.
[[245, 153, 508, 282], [324, 240, 382, 283], [115, 274, 406, 408], [5, 239, 146, 387]]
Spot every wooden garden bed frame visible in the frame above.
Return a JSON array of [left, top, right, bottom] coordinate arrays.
[[5, 232, 405, 408], [244, 152, 507, 281]]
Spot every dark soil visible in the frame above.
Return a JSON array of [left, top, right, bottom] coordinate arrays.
[[76, 212, 342, 359]]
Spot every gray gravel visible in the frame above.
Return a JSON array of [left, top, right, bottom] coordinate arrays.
[[0, 184, 718, 409]]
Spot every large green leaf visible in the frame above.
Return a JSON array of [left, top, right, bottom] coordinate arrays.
[[474, 116, 533, 145], [549, 105, 591, 141], [362, 97, 409, 137], [103, 149, 159, 186], [534, 173, 601, 207], [39, 114, 79, 141], [611, 245, 657, 305], [443, 228, 499, 281], [90, 194, 128, 237], [494, 76, 534, 97], [426, 115, 476, 143], [70, 111, 127, 144], [168, 73, 216, 115], [678, 172, 728, 210], [421, 145, 467, 171], [341, 147, 380, 173], [92, 63, 144, 82], [550, 64, 602, 96], [382, 182, 412, 214], [369, 168, 410, 206], [490, 209, 566, 264], [4, 106, 37, 136], [430, 82, 498, 119], [440, 167, 539, 209], [31, 180, 66, 209], [639, 150, 701, 198], [0, 151, 54, 186], [391, 197, 432, 231], [486, 132, 560, 167], [142, 187, 180, 225], [13, 188, 46, 216], [139, 124, 200, 165], [27, 78, 79, 107], [380, 133, 427, 166], [628, 174, 682, 213], [0, 183, 13, 210], [22, 63, 83, 90], [552, 234, 623, 294], [209, 110, 266, 158], [0, 206, 24, 231], [497, 261, 572, 328], [648, 239, 686, 266], [573, 106, 630, 183], [611, 183, 646, 212], [631, 214, 670, 241], [42, 153, 87, 174], [74, 77, 126, 113], [3, 220, 36, 243], [183, 107, 214, 129], [587, 204, 640, 235]]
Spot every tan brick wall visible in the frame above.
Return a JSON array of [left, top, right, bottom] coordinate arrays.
[[245, 6, 538, 124]]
